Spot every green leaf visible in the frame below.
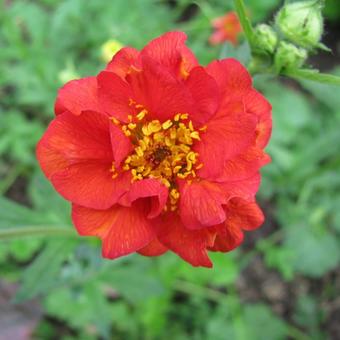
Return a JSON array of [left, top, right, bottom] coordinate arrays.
[[100, 259, 165, 303], [219, 41, 251, 65], [285, 224, 340, 277], [298, 67, 340, 110], [0, 197, 44, 228], [243, 304, 289, 340], [29, 171, 71, 225], [14, 239, 76, 302], [284, 68, 340, 86], [44, 281, 112, 336], [0, 196, 73, 240]]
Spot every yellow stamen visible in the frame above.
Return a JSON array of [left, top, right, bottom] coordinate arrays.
[[110, 117, 120, 125], [162, 120, 173, 130], [110, 111, 207, 211], [137, 109, 147, 121]]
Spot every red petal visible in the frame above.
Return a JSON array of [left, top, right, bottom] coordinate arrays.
[[97, 71, 135, 122], [219, 173, 261, 200], [209, 30, 228, 45], [217, 147, 271, 182], [209, 225, 244, 252], [209, 198, 264, 252], [125, 179, 168, 218], [179, 180, 227, 229], [138, 238, 168, 256], [37, 110, 112, 177], [55, 77, 99, 116], [205, 59, 252, 97], [105, 47, 140, 79], [110, 124, 133, 167], [36, 110, 130, 209], [194, 110, 257, 180], [244, 89, 272, 148], [141, 31, 198, 78], [185, 66, 219, 126], [51, 162, 130, 209], [72, 201, 155, 259], [127, 56, 193, 121], [154, 212, 216, 267], [225, 197, 264, 231]]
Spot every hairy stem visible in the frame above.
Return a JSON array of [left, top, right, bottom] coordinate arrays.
[[0, 226, 76, 240]]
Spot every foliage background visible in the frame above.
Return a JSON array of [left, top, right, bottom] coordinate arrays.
[[0, 0, 339, 339]]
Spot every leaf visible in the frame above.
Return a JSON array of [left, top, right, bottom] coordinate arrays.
[[14, 239, 76, 302], [0, 196, 73, 240], [219, 41, 251, 65], [293, 295, 323, 335], [298, 67, 340, 110], [100, 258, 164, 303], [178, 252, 240, 286], [285, 224, 340, 277], [44, 281, 112, 336], [28, 171, 71, 225], [243, 304, 289, 340], [284, 69, 340, 86]]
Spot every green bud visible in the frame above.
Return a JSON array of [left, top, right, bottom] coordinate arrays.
[[253, 24, 278, 54], [274, 41, 308, 72], [276, 0, 324, 49]]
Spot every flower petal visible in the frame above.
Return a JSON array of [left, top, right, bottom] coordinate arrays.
[[141, 31, 198, 78], [219, 172, 261, 200], [55, 77, 99, 116], [179, 180, 227, 229], [209, 198, 264, 252], [217, 147, 271, 182], [154, 212, 216, 267], [126, 56, 193, 121], [36, 110, 130, 209], [51, 163, 130, 209], [194, 110, 257, 180], [105, 47, 140, 79], [72, 201, 155, 259], [37, 110, 112, 177], [209, 224, 244, 252], [110, 123, 133, 167], [138, 238, 168, 256], [209, 30, 228, 45], [244, 89, 272, 148], [185, 66, 219, 126], [225, 197, 264, 231], [125, 178, 168, 218], [205, 59, 252, 96], [97, 71, 135, 122]]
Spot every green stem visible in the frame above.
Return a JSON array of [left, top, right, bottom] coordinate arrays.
[[0, 226, 76, 239], [233, 0, 255, 48]]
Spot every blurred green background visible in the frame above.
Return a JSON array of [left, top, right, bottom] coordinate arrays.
[[0, 0, 340, 339]]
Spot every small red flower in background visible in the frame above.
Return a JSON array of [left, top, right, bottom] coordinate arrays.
[[209, 12, 243, 46], [37, 32, 272, 267]]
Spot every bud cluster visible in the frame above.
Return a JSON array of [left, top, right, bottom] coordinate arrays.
[[251, 0, 325, 73]]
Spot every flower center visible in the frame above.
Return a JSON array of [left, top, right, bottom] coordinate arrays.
[[110, 109, 205, 211]]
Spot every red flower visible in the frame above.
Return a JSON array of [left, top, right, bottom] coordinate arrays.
[[209, 12, 243, 46], [37, 32, 272, 267]]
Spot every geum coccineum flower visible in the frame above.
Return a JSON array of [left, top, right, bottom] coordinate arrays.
[[209, 11, 243, 46], [37, 32, 272, 267]]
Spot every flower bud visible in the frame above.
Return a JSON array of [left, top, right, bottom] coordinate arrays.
[[253, 24, 278, 54], [274, 41, 307, 72], [276, 0, 324, 49], [101, 39, 123, 63]]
